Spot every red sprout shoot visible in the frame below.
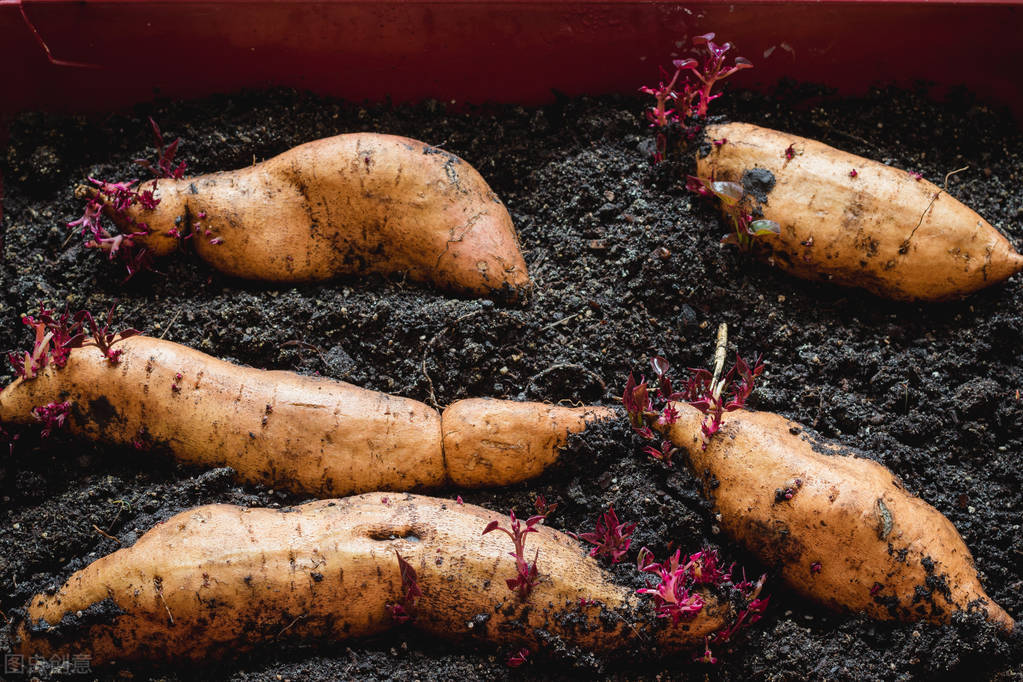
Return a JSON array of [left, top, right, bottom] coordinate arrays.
[[7, 304, 131, 379], [681, 33, 754, 117], [711, 571, 769, 643], [639, 547, 768, 644], [31, 401, 71, 438], [77, 304, 140, 364], [695, 636, 718, 664], [578, 505, 637, 564], [135, 117, 187, 180], [636, 548, 706, 626], [483, 511, 543, 599], [507, 648, 530, 668], [69, 178, 156, 280], [640, 33, 752, 161], [693, 353, 765, 448], [642, 440, 678, 467], [533, 493, 558, 519], [688, 547, 733, 585], [71, 119, 188, 279], [386, 550, 422, 623], [625, 352, 764, 452], [0, 425, 19, 456]]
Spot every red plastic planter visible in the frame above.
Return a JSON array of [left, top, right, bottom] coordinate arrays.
[[1, 0, 1022, 225], [2, 1, 1022, 115]]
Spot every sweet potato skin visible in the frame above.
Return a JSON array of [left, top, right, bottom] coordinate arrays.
[[120, 133, 530, 301], [16, 494, 732, 664], [442, 399, 615, 486], [663, 402, 1013, 629], [698, 122, 1023, 301], [0, 335, 444, 496]]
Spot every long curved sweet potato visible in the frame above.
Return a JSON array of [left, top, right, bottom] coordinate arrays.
[[0, 335, 611, 495], [660, 401, 1013, 629], [87, 133, 530, 301], [15, 494, 735, 664], [697, 122, 1023, 301]]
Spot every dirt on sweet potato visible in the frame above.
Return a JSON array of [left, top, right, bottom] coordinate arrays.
[[1, 83, 1022, 679]]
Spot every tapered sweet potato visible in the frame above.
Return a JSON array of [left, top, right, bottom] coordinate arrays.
[[87, 133, 530, 301], [14, 494, 736, 664], [0, 335, 610, 495], [697, 122, 1023, 301], [442, 398, 615, 487], [660, 401, 1013, 629]]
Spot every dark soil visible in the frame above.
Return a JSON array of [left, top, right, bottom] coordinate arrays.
[[2, 83, 1022, 680]]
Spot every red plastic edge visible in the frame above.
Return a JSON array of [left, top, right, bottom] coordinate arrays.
[[2, 1, 1021, 116]]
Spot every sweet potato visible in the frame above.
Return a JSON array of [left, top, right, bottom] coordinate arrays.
[[697, 122, 1023, 301], [660, 401, 1014, 629], [87, 133, 530, 301], [0, 335, 610, 495], [14, 494, 736, 664]]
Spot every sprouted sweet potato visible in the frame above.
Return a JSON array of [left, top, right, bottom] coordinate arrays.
[[694, 122, 1023, 301], [641, 35, 1022, 301], [14, 494, 746, 665], [0, 334, 610, 495], [78, 133, 530, 301], [627, 331, 1012, 629], [640, 396, 1013, 629]]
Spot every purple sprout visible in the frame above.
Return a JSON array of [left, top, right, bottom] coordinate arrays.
[[135, 117, 187, 180], [640, 33, 753, 161], [636, 547, 769, 654], [688, 547, 733, 585], [7, 303, 139, 380], [533, 493, 558, 519], [577, 506, 637, 564], [695, 636, 718, 664], [775, 478, 803, 503], [507, 648, 530, 668], [31, 401, 71, 438], [483, 511, 543, 599], [624, 353, 765, 453], [68, 178, 156, 280], [386, 550, 422, 624], [0, 425, 19, 456], [69, 119, 187, 279], [7, 304, 96, 379], [77, 305, 140, 365], [636, 548, 707, 626], [710, 571, 769, 643], [7, 304, 84, 380]]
